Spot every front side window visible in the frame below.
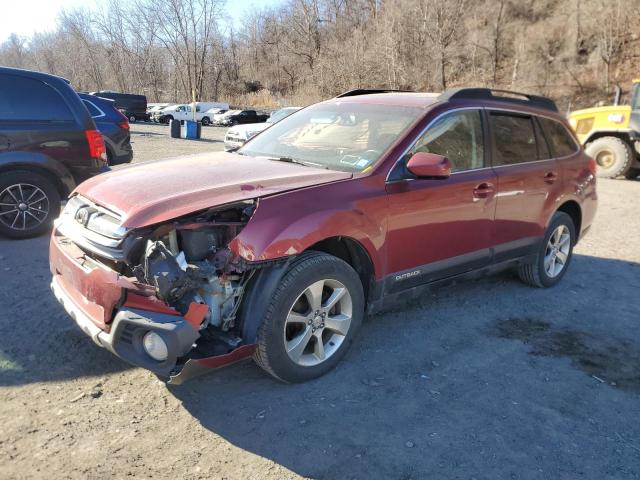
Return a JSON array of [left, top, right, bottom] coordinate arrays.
[[0, 74, 73, 121], [408, 110, 484, 172], [240, 102, 423, 172], [539, 117, 579, 157], [490, 113, 537, 166]]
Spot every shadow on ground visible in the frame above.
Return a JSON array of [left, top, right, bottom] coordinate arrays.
[[0, 235, 131, 386], [167, 254, 640, 479], [2, 230, 640, 477]]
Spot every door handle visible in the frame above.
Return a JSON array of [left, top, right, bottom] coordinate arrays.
[[473, 182, 494, 199], [544, 171, 558, 184]]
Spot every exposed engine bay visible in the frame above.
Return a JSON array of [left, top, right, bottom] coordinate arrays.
[[125, 201, 260, 367]]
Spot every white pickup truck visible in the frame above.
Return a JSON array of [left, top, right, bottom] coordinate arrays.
[[158, 102, 230, 125]]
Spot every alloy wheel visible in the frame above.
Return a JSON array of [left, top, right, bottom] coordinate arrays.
[[0, 183, 49, 231], [544, 225, 571, 278], [283, 278, 353, 367]]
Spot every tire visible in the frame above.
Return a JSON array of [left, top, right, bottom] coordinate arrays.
[[128, 114, 137, 123], [585, 136, 632, 178], [624, 167, 640, 180], [0, 170, 61, 239], [254, 251, 364, 383], [164, 115, 173, 125], [201, 117, 210, 126], [517, 212, 576, 288]]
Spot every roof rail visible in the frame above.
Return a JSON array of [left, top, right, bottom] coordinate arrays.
[[439, 88, 558, 112], [335, 88, 414, 98]]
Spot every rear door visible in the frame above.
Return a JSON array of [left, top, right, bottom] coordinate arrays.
[[385, 109, 497, 291], [488, 110, 562, 260], [0, 73, 86, 173]]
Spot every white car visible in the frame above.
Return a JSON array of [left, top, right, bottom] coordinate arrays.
[[147, 104, 173, 122], [160, 102, 230, 125], [213, 109, 240, 125], [224, 107, 301, 151]]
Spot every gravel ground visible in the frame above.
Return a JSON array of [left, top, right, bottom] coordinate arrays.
[[1, 123, 639, 479]]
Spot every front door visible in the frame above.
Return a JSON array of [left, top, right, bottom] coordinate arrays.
[[385, 109, 496, 292]]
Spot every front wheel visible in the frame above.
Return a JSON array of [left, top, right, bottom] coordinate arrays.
[[517, 212, 576, 288], [128, 114, 137, 123], [254, 252, 364, 383]]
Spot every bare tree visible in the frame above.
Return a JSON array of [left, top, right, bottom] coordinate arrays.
[[418, 0, 466, 89], [597, 0, 629, 92]]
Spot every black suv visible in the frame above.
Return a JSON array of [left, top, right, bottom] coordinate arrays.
[[0, 67, 107, 239], [218, 110, 269, 126]]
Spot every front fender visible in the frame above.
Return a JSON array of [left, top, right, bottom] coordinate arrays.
[[229, 182, 386, 278]]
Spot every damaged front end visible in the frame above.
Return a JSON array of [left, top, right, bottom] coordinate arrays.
[[51, 196, 263, 383]]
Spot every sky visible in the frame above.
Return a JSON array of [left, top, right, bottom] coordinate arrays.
[[0, 0, 283, 42]]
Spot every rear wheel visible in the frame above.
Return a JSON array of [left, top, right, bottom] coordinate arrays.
[[0, 170, 60, 239], [517, 212, 575, 288], [201, 116, 210, 126], [585, 136, 632, 178], [128, 114, 137, 123], [254, 252, 364, 383]]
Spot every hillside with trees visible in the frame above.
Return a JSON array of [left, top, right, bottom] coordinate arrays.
[[1, 0, 638, 111]]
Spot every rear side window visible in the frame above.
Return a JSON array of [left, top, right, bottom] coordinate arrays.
[[490, 113, 537, 166], [0, 74, 74, 121], [539, 117, 579, 157], [82, 100, 103, 118], [410, 110, 484, 172], [534, 118, 551, 159]]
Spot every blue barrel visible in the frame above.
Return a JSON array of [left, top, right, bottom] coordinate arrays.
[[184, 120, 200, 139]]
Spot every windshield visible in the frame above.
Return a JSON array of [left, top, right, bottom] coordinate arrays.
[[632, 83, 640, 111], [268, 107, 299, 124], [240, 102, 422, 172]]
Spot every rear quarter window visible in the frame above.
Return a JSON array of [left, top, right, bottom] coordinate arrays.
[[82, 99, 103, 118], [0, 74, 74, 122], [539, 117, 579, 157]]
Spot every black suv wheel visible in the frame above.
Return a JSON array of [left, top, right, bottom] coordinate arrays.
[[0, 170, 60, 239]]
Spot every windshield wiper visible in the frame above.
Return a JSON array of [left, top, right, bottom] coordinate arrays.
[[266, 156, 317, 168]]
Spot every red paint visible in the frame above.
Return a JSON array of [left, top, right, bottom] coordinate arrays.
[[183, 302, 209, 329], [124, 292, 179, 316], [193, 344, 257, 368], [74, 151, 351, 228], [49, 234, 139, 331], [406, 152, 451, 178]]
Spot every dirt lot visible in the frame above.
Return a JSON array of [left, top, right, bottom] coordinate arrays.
[[1, 123, 640, 479]]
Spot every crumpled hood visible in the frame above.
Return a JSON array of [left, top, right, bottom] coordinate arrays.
[[75, 151, 352, 228]]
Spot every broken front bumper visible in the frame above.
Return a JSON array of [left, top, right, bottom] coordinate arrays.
[[50, 231, 255, 383]]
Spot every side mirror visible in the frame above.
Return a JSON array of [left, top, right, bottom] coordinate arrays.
[[406, 152, 451, 179]]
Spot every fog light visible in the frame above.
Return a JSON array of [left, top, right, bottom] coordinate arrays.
[[142, 331, 168, 361]]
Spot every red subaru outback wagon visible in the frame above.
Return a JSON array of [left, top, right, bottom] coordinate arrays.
[[50, 88, 597, 383]]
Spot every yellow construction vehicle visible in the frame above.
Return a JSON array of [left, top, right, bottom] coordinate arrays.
[[568, 79, 640, 179]]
